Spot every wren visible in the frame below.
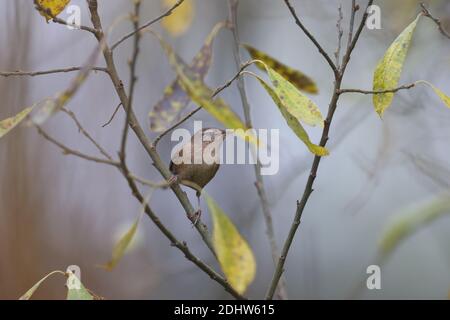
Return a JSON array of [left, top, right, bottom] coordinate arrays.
[[169, 128, 226, 221]]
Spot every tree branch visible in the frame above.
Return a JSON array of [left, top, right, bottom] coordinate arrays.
[[420, 3, 450, 40], [228, 0, 288, 300], [61, 108, 113, 160], [35, 124, 119, 167], [0, 67, 108, 77], [338, 83, 416, 95], [266, 0, 374, 300], [283, 0, 339, 76], [111, 0, 185, 51]]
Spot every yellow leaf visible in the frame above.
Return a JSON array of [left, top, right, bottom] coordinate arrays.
[[156, 33, 258, 145], [34, 0, 70, 21], [267, 68, 324, 127], [379, 192, 450, 257], [252, 73, 328, 156], [418, 81, 450, 108], [373, 14, 421, 117], [19, 270, 65, 300], [243, 44, 318, 94], [0, 107, 33, 139], [161, 0, 194, 37], [100, 193, 150, 271], [206, 195, 256, 295]]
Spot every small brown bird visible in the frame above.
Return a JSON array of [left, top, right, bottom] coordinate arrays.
[[169, 128, 226, 221]]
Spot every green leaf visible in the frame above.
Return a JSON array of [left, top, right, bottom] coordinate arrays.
[[206, 195, 256, 295], [149, 22, 226, 132], [19, 270, 65, 300], [252, 73, 328, 156], [243, 44, 318, 94], [156, 33, 257, 145], [66, 272, 94, 300], [373, 14, 421, 117], [267, 68, 324, 127], [379, 192, 450, 257], [0, 107, 33, 139]]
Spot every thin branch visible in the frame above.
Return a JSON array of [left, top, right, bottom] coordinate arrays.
[[111, 0, 185, 51], [283, 0, 339, 76], [420, 3, 450, 40], [35, 124, 118, 167], [101, 102, 122, 127], [86, 0, 216, 258], [0, 67, 108, 77], [228, 0, 288, 300], [340, 0, 374, 73], [119, 0, 142, 163], [346, 0, 358, 51], [334, 4, 344, 68], [153, 60, 254, 147], [338, 83, 416, 95], [266, 0, 374, 300], [61, 108, 113, 160]]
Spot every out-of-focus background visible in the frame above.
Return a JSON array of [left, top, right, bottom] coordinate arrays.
[[1, 0, 450, 299]]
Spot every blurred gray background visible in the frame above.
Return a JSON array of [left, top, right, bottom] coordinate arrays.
[[1, 0, 449, 299]]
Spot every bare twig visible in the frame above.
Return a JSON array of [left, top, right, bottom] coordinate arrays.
[[35, 124, 118, 167], [346, 0, 358, 50], [101, 102, 122, 127], [119, 0, 142, 162], [0, 67, 108, 77], [284, 0, 339, 76], [61, 108, 112, 160], [266, 0, 374, 300], [228, 0, 288, 300], [420, 3, 450, 40], [338, 83, 416, 95], [334, 4, 344, 68], [111, 0, 185, 51]]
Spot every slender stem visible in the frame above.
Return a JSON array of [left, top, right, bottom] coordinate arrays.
[[35, 125, 118, 167], [338, 83, 416, 95], [346, 0, 358, 50], [0, 67, 108, 77], [266, 0, 374, 300], [420, 3, 450, 40], [111, 0, 185, 51], [119, 0, 141, 161], [61, 108, 113, 160], [228, 0, 288, 300], [283, 0, 339, 77]]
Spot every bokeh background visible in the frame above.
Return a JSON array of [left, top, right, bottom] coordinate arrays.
[[1, 0, 450, 299]]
